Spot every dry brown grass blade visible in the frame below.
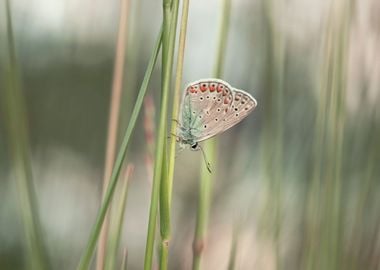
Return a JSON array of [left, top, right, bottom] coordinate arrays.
[[96, 0, 131, 268]]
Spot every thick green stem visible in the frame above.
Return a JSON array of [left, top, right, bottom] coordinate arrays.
[[158, 0, 181, 269], [143, 0, 178, 268]]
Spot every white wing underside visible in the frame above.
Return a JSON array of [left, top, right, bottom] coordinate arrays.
[[179, 79, 257, 143]]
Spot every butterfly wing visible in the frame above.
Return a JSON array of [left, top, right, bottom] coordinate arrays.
[[179, 79, 233, 140], [195, 88, 257, 142], [179, 79, 257, 142]]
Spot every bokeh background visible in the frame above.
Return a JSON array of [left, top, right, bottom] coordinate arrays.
[[1, 0, 380, 269]]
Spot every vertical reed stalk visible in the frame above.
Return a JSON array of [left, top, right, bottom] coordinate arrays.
[[144, 95, 156, 183], [159, 0, 180, 263], [158, 0, 191, 267], [77, 28, 162, 270], [104, 164, 134, 270], [120, 0, 143, 126], [305, 1, 350, 269], [157, 0, 191, 268], [303, 21, 331, 270], [96, 0, 130, 268], [322, 2, 350, 269], [120, 248, 128, 270], [143, 0, 179, 268], [192, 1, 231, 269], [1, 1, 48, 269], [227, 226, 239, 270], [260, 0, 285, 268], [167, 0, 190, 204]]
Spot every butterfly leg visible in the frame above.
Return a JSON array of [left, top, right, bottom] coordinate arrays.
[[171, 119, 179, 125], [172, 119, 185, 129], [167, 132, 181, 142]]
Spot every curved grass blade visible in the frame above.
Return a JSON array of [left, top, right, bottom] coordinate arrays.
[[77, 27, 163, 270]]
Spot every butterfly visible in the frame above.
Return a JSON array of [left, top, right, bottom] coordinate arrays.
[[176, 78, 257, 153]]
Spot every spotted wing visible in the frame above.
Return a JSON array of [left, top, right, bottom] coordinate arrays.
[[179, 79, 257, 142], [196, 88, 257, 142], [179, 79, 233, 140]]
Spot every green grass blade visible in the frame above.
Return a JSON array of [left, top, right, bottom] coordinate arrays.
[[143, 0, 179, 268], [159, 146, 169, 270], [227, 225, 239, 270], [104, 165, 134, 270], [2, 1, 49, 269], [258, 1, 285, 268], [77, 27, 163, 270], [96, 0, 131, 268], [192, 0, 231, 269], [159, 0, 180, 268], [120, 248, 128, 270], [167, 0, 190, 203]]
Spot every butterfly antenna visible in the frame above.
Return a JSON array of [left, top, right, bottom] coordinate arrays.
[[198, 145, 212, 173]]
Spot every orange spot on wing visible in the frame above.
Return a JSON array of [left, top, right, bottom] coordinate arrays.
[[200, 83, 208, 92]]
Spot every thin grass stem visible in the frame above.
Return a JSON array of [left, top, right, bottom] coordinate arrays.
[[120, 248, 128, 270], [77, 27, 162, 270], [167, 0, 190, 204], [260, 0, 285, 268], [192, 1, 231, 269], [227, 225, 239, 270], [104, 165, 134, 270], [2, 1, 48, 269], [96, 0, 131, 268]]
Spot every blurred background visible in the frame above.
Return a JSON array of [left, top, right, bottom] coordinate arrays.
[[1, 0, 379, 269]]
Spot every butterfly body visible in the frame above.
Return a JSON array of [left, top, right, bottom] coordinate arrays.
[[177, 78, 257, 150]]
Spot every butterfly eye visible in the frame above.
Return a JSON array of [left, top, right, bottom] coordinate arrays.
[[209, 83, 216, 92], [217, 84, 224, 92]]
